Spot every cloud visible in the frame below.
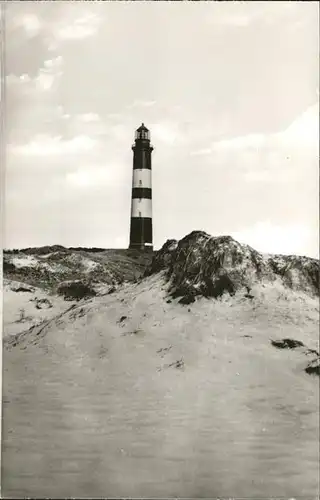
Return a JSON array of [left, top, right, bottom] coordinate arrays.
[[128, 100, 157, 109], [10, 8, 101, 54], [204, 2, 279, 28], [191, 103, 317, 159], [7, 55, 64, 93], [52, 12, 101, 42], [205, 103, 319, 185], [13, 14, 42, 38], [77, 113, 100, 123], [232, 221, 319, 258], [279, 103, 319, 149], [34, 55, 64, 91], [10, 134, 98, 157], [211, 103, 318, 154], [6, 73, 32, 86], [149, 122, 184, 145], [206, 2, 316, 30], [66, 163, 126, 189], [212, 133, 265, 151], [60, 113, 110, 140], [190, 148, 213, 157]]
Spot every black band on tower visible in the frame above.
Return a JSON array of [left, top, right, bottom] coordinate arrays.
[[133, 149, 152, 169], [131, 187, 152, 199], [129, 218, 153, 246]]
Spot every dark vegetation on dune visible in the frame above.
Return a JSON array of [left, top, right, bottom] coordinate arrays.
[[270, 338, 320, 377], [56, 281, 97, 301], [5, 245, 68, 255], [146, 230, 320, 302], [3, 261, 16, 273], [305, 359, 320, 376], [5, 245, 152, 256], [11, 285, 34, 293], [5, 245, 104, 255], [271, 338, 305, 350], [3, 247, 154, 291]]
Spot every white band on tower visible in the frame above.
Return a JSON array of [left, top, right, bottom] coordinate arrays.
[[132, 169, 152, 188], [131, 198, 152, 218]]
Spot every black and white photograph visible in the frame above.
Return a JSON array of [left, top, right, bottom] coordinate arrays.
[[1, 1, 319, 498]]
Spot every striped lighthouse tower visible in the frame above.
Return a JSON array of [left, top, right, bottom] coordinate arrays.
[[129, 123, 154, 251]]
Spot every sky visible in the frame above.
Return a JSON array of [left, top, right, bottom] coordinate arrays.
[[3, 1, 319, 257]]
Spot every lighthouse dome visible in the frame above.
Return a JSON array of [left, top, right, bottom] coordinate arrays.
[[135, 123, 150, 140]]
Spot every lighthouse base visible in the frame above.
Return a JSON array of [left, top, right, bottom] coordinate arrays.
[[129, 243, 153, 252], [129, 217, 153, 252]]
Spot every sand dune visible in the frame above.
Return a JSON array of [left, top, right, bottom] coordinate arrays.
[[2, 234, 319, 498]]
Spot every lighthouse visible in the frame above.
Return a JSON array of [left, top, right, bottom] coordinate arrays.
[[129, 123, 154, 251]]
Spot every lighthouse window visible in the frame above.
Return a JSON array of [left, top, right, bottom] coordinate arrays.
[[139, 180, 142, 186], [139, 211, 142, 217]]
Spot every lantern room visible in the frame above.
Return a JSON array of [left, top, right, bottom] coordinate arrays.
[[135, 123, 150, 141]]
